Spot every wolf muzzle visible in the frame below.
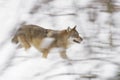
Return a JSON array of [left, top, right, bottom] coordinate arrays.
[[73, 37, 83, 43]]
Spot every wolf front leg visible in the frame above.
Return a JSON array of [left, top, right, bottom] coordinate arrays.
[[41, 49, 50, 58], [17, 34, 31, 50], [59, 49, 68, 59]]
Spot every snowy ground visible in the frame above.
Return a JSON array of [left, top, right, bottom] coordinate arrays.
[[0, 0, 120, 80]]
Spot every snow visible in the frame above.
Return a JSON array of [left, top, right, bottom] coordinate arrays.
[[40, 38, 55, 48], [0, 0, 120, 80]]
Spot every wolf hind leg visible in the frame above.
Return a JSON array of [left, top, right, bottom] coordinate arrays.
[[17, 34, 31, 50]]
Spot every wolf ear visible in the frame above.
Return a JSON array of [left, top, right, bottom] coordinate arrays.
[[73, 25, 77, 30], [67, 26, 71, 32]]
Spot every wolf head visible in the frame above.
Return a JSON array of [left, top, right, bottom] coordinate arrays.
[[67, 25, 83, 43]]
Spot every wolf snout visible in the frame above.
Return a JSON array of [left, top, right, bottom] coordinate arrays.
[[73, 37, 83, 43]]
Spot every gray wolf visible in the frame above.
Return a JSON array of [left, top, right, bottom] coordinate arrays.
[[12, 24, 83, 59]]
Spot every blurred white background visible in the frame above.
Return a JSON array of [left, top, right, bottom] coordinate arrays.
[[0, 0, 120, 80]]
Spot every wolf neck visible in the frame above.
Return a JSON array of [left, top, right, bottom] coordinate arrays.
[[46, 29, 69, 38], [60, 30, 70, 39]]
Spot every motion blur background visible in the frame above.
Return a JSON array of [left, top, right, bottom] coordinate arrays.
[[0, 0, 120, 80]]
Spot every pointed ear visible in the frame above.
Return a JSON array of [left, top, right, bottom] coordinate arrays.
[[67, 26, 71, 32], [73, 25, 77, 30]]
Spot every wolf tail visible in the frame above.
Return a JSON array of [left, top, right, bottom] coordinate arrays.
[[11, 35, 18, 44]]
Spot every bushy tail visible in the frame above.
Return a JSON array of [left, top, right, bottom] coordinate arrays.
[[11, 35, 18, 44]]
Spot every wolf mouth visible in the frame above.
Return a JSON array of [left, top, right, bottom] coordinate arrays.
[[73, 40, 80, 43]]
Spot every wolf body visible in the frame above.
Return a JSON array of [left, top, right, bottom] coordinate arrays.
[[12, 24, 83, 59]]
